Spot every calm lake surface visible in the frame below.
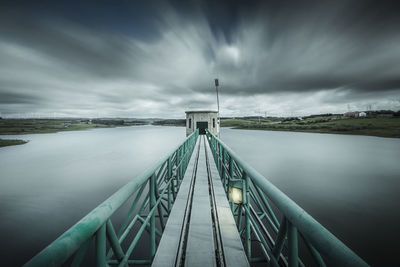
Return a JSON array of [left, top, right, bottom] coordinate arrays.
[[0, 126, 399, 266]]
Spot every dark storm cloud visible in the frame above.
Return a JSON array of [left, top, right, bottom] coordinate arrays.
[[0, 0, 399, 117], [212, 0, 400, 94], [0, 14, 134, 79], [0, 91, 43, 104]]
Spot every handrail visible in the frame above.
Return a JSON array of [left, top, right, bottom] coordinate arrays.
[[205, 129, 368, 267], [25, 129, 199, 267]]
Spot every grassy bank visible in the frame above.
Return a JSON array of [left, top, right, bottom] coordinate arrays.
[[0, 119, 115, 148], [0, 139, 28, 147], [0, 119, 134, 135], [221, 115, 400, 138], [0, 118, 146, 148]]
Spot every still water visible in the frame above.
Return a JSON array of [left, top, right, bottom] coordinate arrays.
[[0, 126, 186, 266], [221, 128, 400, 266], [0, 126, 399, 266]]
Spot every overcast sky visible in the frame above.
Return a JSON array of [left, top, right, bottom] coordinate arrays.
[[1, 0, 400, 118]]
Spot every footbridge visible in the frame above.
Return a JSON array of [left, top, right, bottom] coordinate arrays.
[[24, 130, 368, 267]]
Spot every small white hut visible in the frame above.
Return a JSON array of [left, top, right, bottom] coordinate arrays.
[[185, 110, 219, 137]]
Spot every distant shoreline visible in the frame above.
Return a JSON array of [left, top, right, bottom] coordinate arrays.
[[0, 139, 28, 148], [1, 114, 399, 148], [0, 119, 134, 147], [0, 118, 188, 147], [221, 115, 400, 139], [224, 126, 400, 139]]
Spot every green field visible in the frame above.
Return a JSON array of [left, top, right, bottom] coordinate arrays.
[[221, 115, 400, 138], [0, 119, 130, 135], [0, 119, 123, 147], [0, 139, 28, 148], [0, 119, 116, 135]]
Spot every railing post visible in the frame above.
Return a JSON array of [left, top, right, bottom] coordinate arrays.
[[226, 157, 233, 193], [272, 217, 288, 261], [212, 138, 216, 158], [243, 171, 251, 259], [288, 221, 298, 267], [96, 223, 106, 267], [179, 146, 183, 184], [176, 147, 180, 182], [229, 156, 233, 180], [183, 142, 187, 171], [168, 155, 177, 201], [106, 220, 124, 262], [221, 147, 226, 189], [168, 156, 172, 179], [218, 143, 222, 173], [150, 174, 156, 259], [215, 142, 219, 170], [167, 181, 172, 213], [182, 142, 186, 173]]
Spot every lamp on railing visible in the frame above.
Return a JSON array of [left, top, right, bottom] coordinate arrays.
[[229, 180, 243, 204]]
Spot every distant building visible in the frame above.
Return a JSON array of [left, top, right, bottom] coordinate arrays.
[[359, 112, 367, 117], [344, 111, 360, 118], [185, 110, 219, 137]]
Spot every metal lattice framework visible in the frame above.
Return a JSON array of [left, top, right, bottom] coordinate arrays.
[[205, 130, 368, 267], [24, 130, 199, 267]]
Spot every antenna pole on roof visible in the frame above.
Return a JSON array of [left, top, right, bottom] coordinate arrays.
[[214, 78, 220, 137], [215, 78, 220, 115]]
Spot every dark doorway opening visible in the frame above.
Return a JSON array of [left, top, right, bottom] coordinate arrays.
[[196, 121, 208, 135]]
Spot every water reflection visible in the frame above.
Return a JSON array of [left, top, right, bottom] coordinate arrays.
[[0, 126, 185, 266], [1, 126, 399, 266], [220, 128, 400, 266]]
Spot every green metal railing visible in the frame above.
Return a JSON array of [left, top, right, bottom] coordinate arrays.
[[205, 130, 368, 267], [25, 130, 199, 267]]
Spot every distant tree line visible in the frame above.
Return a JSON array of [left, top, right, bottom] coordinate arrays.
[[92, 119, 125, 125], [152, 119, 185, 126], [302, 113, 341, 119], [367, 110, 400, 116]]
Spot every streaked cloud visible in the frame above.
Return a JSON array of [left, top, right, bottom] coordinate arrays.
[[0, 0, 399, 118]]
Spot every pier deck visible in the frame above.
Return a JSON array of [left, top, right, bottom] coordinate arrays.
[[153, 136, 249, 267]]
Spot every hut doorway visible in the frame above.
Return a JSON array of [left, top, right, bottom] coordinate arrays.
[[196, 121, 208, 135]]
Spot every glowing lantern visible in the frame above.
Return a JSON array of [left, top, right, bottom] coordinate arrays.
[[229, 180, 244, 204]]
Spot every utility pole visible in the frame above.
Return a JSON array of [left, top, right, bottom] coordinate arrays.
[[215, 78, 220, 137], [215, 78, 220, 114]]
